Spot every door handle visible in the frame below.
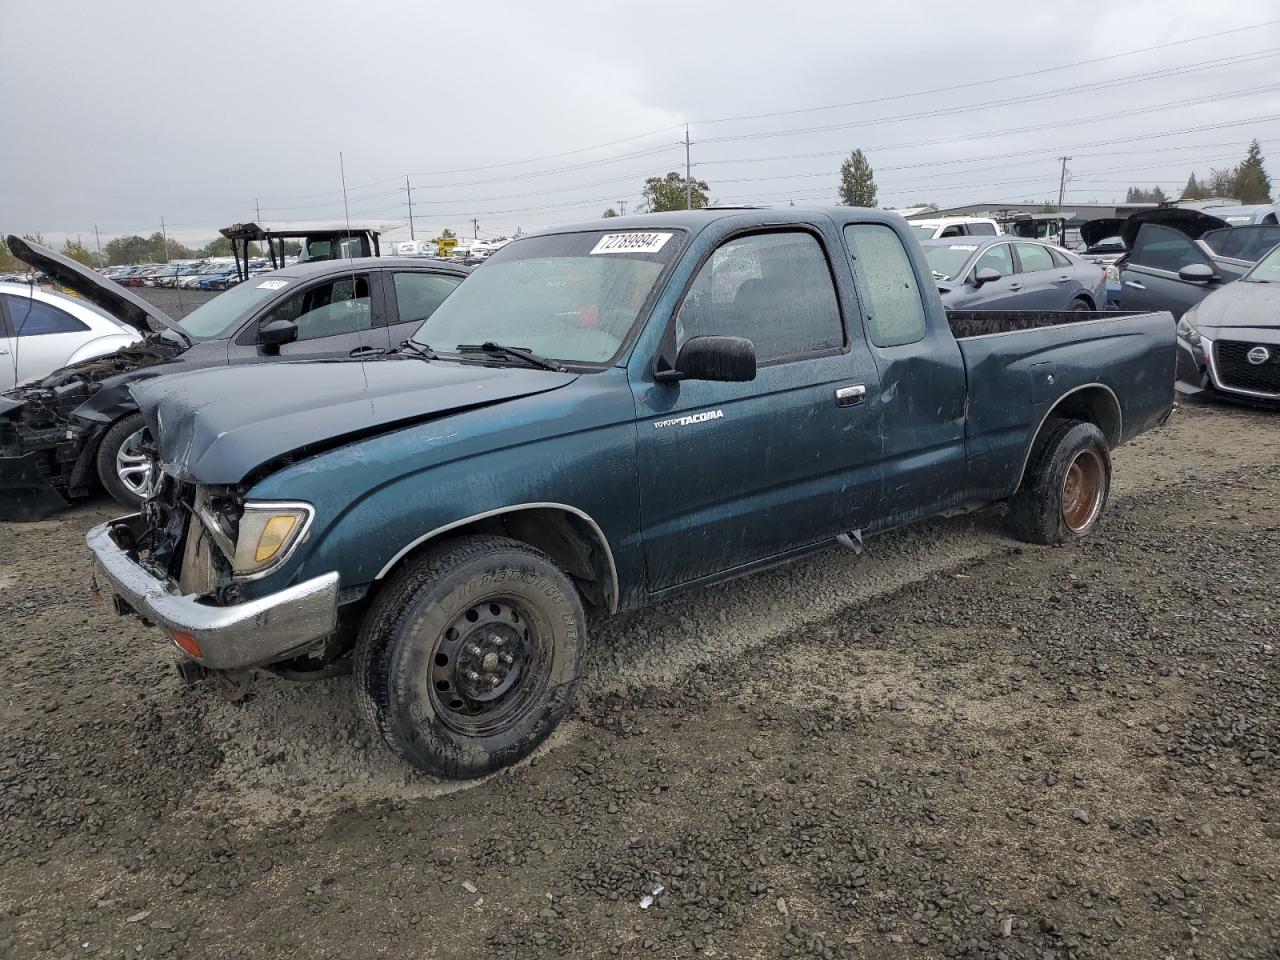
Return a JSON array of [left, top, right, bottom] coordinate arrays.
[[0, 346, 9, 355], [1125, 280, 1146, 290], [835, 384, 866, 407], [1008, 282, 1023, 291]]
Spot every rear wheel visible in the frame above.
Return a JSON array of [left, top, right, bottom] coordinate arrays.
[[96, 413, 157, 508], [1008, 419, 1111, 545], [1071, 297, 1093, 312], [354, 535, 585, 779]]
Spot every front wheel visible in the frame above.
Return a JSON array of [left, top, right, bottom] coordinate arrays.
[[354, 535, 586, 779], [1008, 419, 1111, 545], [96, 413, 158, 508]]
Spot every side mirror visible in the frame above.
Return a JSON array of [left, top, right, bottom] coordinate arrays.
[[259, 319, 299, 354], [972, 267, 1002, 287], [1178, 263, 1216, 283], [673, 335, 756, 382]]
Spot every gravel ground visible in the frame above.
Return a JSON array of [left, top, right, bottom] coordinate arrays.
[[1, 397, 1278, 959]]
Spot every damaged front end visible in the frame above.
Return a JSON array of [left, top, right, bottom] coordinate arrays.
[[0, 340, 180, 520], [88, 472, 346, 675]]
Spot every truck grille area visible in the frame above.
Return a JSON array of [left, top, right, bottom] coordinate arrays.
[[1214, 340, 1280, 396]]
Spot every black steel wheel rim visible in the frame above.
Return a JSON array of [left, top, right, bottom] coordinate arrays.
[[424, 596, 551, 737]]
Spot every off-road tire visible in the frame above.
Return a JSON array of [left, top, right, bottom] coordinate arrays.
[[353, 535, 586, 779], [96, 413, 153, 509], [1008, 419, 1111, 545]]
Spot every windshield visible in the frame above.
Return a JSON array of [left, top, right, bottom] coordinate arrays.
[[1088, 236, 1124, 251], [923, 243, 978, 281], [410, 229, 682, 364], [908, 224, 937, 241], [177, 273, 294, 338], [1244, 243, 1280, 282]]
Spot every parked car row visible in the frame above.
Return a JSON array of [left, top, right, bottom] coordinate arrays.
[[0, 236, 470, 519]]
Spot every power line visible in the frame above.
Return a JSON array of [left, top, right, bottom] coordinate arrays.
[[698, 71, 1280, 145]]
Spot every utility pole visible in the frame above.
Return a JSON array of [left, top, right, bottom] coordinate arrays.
[[255, 199, 262, 223], [1055, 157, 1071, 246], [684, 124, 693, 210], [618, 200, 627, 216], [472, 217, 479, 239], [405, 176, 416, 241], [94, 224, 103, 267], [160, 217, 170, 263]]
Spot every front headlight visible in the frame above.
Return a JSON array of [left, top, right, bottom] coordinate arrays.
[[232, 501, 314, 576], [1176, 315, 1202, 347]]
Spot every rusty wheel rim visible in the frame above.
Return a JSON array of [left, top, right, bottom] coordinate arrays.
[[1061, 448, 1105, 533]]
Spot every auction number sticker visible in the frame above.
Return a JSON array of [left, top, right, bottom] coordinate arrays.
[[590, 232, 672, 255], [257, 279, 289, 290], [949, 244, 978, 251]]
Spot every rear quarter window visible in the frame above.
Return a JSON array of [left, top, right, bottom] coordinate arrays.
[[0, 295, 89, 336], [843, 224, 928, 348]]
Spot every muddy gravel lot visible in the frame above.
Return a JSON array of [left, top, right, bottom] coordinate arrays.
[[1, 398, 1278, 960]]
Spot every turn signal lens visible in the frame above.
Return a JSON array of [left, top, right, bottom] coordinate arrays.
[[255, 515, 298, 563], [231, 502, 313, 576], [167, 628, 203, 659]]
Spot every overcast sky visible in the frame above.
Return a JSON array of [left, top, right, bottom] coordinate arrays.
[[2, 0, 1278, 249]]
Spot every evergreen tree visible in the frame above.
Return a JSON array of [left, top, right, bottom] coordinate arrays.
[[1181, 173, 1206, 201], [838, 149, 877, 207], [1234, 139, 1273, 204]]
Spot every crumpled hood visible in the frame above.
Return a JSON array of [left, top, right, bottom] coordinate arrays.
[[5, 236, 188, 341], [1186, 279, 1280, 332], [131, 358, 579, 485]]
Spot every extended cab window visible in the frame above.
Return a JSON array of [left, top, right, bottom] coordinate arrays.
[[675, 231, 843, 364], [1129, 224, 1211, 274], [843, 224, 927, 348], [967, 222, 997, 236], [393, 272, 462, 324], [1014, 242, 1055, 273], [260, 274, 372, 342], [1, 295, 88, 336]]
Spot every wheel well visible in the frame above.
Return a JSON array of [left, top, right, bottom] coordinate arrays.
[[1073, 293, 1095, 309], [1047, 385, 1122, 448], [1016, 385, 1122, 490], [376, 506, 618, 613]]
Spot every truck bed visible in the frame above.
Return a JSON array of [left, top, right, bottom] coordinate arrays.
[[948, 309, 1143, 340], [947, 308, 1176, 502]]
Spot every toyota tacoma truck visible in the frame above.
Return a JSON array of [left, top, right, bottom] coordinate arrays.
[[86, 209, 1176, 779]]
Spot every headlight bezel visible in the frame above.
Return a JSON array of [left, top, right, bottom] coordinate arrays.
[[230, 500, 315, 579], [1176, 314, 1202, 346]]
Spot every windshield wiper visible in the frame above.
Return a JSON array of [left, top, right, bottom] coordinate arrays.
[[396, 340, 438, 360], [456, 341, 566, 372]]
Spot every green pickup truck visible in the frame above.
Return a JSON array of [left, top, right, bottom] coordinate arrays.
[[87, 208, 1176, 778]]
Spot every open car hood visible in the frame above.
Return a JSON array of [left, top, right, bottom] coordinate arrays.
[[1079, 218, 1125, 248], [4, 236, 188, 343], [131, 358, 579, 485], [1119, 209, 1228, 250]]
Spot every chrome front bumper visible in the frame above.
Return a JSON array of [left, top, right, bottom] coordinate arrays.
[[86, 514, 339, 671]]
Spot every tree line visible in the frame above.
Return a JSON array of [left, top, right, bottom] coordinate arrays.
[[610, 140, 1273, 220]]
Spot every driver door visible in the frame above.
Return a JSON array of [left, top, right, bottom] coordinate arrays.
[[952, 242, 1023, 308], [231, 272, 391, 360], [632, 227, 883, 592]]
